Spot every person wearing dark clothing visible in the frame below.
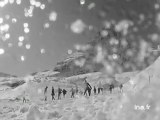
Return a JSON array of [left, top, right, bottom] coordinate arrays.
[[97, 81, 103, 94], [98, 87, 101, 94], [62, 89, 67, 98], [93, 86, 96, 95], [75, 86, 78, 94], [44, 86, 48, 101], [109, 84, 114, 94], [70, 88, 75, 98], [51, 86, 55, 100], [83, 78, 92, 96], [58, 87, 62, 100], [22, 91, 26, 103]]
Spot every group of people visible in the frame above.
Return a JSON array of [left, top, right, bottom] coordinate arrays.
[[43, 78, 105, 101], [44, 86, 68, 101]]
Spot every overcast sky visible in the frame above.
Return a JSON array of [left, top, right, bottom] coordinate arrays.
[[0, 0, 159, 76]]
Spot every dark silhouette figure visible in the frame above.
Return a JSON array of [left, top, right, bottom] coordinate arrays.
[[44, 86, 48, 101], [22, 91, 26, 103], [51, 86, 55, 100], [98, 87, 101, 94], [23, 97, 26, 103], [109, 84, 114, 94], [93, 86, 96, 95], [70, 88, 75, 98], [62, 89, 67, 98], [119, 84, 123, 93], [84, 78, 92, 96], [58, 87, 62, 100], [97, 81, 103, 94], [75, 86, 79, 94]]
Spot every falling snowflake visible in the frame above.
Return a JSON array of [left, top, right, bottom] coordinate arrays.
[[49, 11, 57, 22], [18, 41, 23, 47], [12, 18, 17, 23], [0, 48, 5, 55], [155, 3, 160, 10], [8, 43, 13, 47], [0, 18, 3, 24], [44, 23, 50, 28], [67, 49, 72, 55], [88, 2, 95, 10], [70, 19, 86, 34], [24, 27, 30, 33], [40, 48, 45, 54], [16, 0, 22, 5], [40, 4, 45, 10], [0, 24, 10, 32], [35, 1, 41, 8], [80, 0, 85, 5], [23, 23, 29, 28], [26, 44, 31, 49], [5, 14, 10, 20], [9, 0, 14, 4], [18, 36, 24, 42], [20, 55, 25, 61], [5, 33, 10, 39]]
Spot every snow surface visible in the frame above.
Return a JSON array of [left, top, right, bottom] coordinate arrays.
[[0, 57, 160, 120]]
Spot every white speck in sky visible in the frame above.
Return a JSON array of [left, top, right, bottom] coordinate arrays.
[[18, 41, 23, 47], [5, 14, 10, 20], [5, 33, 10, 39], [40, 4, 45, 10], [26, 44, 31, 49], [0, 48, 5, 55], [155, 4, 159, 10], [0, 24, 10, 32], [16, 0, 21, 5], [9, 0, 14, 4], [8, 43, 13, 47], [0, 18, 3, 24], [12, 18, 17, 23], [49, 11, 57, 22], [101, 30, 108, 37], [70, 19, 86, 34], [20, 55, 25, 61], [88, 2, 95, 10], [112, 54, 118, 60], [44, 23, 50, 28], [80, 0, 85, 5], [30, 0, 36, 6], [23, 23, 29, 28], [18, 36, 24, 42], [68, 49, 72, 55], [40, 48, 45, 54], [35, 1, 41, 8], [24, 27, 30, 33]]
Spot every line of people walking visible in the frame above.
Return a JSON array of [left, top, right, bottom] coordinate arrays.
[[43, 78, 106, 101]]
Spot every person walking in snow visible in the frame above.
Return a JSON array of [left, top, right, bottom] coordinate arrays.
[[83, 77, 92, 96], [62, 89, 67, 98], [58, 87, 62, 100], [22, 91, 26, 103], [70, 88, 75, 98], [51, 86, 55, 100], [44, 86, 48, 101], [109, 84, 114, 94], [93, 86, 97, 95], [75, 85, 79, 94], [97, 81, 103, 94]]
